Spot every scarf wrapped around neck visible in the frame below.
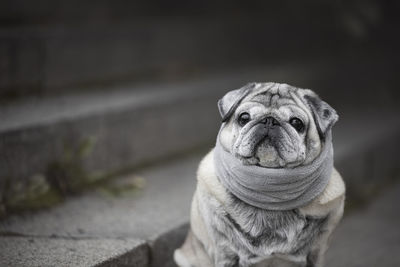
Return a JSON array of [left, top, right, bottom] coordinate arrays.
[[213, 129, 334, 211]]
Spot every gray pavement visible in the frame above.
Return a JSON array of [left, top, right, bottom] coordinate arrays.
[[0, 151, 201, 266], [327, 181, 400, 267], [0, 152, 200, 239], [0, 237, 148, 267]]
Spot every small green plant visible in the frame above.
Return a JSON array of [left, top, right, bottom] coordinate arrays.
[[1, 137, 97, 217], [46, 137, 96, 195]]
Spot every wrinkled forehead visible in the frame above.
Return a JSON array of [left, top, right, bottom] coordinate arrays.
[[243, 82, 298, 107]]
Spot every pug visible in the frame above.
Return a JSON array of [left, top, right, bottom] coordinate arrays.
[[174, 83, 345, 267]]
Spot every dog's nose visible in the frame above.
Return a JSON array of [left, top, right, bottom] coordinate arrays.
[[261, 116, 280, 126]]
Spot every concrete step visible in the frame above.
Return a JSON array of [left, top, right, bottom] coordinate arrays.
[[0, 63, 338, 216], [0, 149, 202, 267], [0, 237, 149, 267], [333, 109, 400, 203], [0, 108, 399, 266], [0, 1, 358, 99]]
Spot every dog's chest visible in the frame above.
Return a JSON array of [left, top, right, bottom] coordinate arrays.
[[224, 195, 327, 257]]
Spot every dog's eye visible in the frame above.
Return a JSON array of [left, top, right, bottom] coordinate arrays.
[[238, 112, 250, 126], [289, 117, 304, 132]]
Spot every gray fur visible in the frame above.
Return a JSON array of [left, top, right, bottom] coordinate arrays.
[[218, 83, 255, 122], [218, 83, 328, 168], [303, 95, 338, 140], [175, 83, 345, 267], [203, 191, 328, 267]]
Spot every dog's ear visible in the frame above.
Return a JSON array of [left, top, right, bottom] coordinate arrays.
[[218, 83, 255, 122], [303, 91, 338, 140]]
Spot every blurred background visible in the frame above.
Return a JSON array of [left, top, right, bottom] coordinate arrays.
[[0, 1, 399, 266]]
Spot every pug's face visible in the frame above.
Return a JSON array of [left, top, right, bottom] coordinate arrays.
[[218, 83, 338, 168]]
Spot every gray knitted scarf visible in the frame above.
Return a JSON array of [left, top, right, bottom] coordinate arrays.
[[213, 129, 334, 211]]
